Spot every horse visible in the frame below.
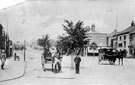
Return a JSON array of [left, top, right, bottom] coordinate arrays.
[[41, 47, 62, 72], [51, 52, 62, 73], [114, 50, 124, 66]]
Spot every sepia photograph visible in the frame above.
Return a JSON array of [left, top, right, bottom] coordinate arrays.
[[0, 0, 135, 85]]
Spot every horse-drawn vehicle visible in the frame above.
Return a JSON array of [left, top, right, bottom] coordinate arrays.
[[98, 48, 124, 65], [41, 47, 63, 73]]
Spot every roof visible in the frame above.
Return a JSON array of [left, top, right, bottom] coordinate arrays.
[[108, 29, 119, 37], [85, 26, 99, 34], [116, 26, 135, 36], [130, 30, 135, 34]]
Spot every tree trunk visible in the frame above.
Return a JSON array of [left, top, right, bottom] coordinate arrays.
[[71, 54, 74, 70], [71, 49, 76, 70]]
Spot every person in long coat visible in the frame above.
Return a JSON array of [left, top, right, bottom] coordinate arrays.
[[74, 54, 81, 74], [0, 50, 6, 70]]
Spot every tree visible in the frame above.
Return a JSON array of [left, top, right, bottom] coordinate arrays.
[[62, 20, 89, 54], [56, 34, 69, 55], [38, 34, 51, 57], [57, 20, 89, 69], [38, 34, 51, 49]]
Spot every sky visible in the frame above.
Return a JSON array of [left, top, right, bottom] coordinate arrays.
[[0, 0, 135, 42], [0, 0, 26, 9]]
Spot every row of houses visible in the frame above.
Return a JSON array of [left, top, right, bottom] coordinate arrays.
[[84, 21, 135, 57], [0, 23, 13, 57], [107, 21, 135, 57]]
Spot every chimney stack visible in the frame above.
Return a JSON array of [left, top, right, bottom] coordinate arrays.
[[131, 20, 135, 26]]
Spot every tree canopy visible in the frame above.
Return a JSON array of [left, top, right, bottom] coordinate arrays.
[[56, 20, 89, 55], [38, 34, 51, 50]]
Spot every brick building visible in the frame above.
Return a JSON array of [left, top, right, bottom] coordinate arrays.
[[84, 24, 108, 56]]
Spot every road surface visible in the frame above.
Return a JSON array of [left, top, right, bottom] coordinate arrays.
[[1, 47, 135, 85]]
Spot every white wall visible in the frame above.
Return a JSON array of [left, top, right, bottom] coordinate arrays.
[[117, 34, 131, 57]]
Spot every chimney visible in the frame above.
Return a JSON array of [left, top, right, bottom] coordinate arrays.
[[91, 24, 95, 31], [131, 20, 135, 26]]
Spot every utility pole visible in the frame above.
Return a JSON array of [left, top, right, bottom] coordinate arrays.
[[116, 14, 118, 30], [24, 40, 26, 61]]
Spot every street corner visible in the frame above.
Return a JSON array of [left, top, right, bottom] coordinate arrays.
[[0, 58, 26, 82]]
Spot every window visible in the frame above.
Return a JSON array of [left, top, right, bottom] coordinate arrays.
[[124, 35, 126, 40], [124, 41, 126, 48], [119, 36, 121, 41], [119, 43, 122, 47]]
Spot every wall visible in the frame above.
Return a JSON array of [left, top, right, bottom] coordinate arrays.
[[88, 33, 107, 46]]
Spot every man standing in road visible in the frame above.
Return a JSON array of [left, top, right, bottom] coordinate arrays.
[[74, 53, 81, 74]]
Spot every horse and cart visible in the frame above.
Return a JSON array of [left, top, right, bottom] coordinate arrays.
[[41, 47, 62, 73], [98, 48, 126, 65]]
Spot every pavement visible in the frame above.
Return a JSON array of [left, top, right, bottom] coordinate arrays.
[[0, 52, 25, 82]]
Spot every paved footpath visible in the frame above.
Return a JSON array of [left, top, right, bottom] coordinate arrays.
[[0, 52, 25, 82]]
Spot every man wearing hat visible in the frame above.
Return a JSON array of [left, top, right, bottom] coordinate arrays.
[[74, 53, 81, 74]]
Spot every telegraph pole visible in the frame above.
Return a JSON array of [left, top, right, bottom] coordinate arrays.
[[24, 40, 26, 61]]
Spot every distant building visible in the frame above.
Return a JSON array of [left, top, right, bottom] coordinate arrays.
[[0, 24, 5, 50], [86, 24, 107, 46], [84, 24, 108, 56], [0, 24, 3, 49], [107, 29, 119, 48]]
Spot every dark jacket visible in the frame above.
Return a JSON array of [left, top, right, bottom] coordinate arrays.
[[74, 56, 81, 64]]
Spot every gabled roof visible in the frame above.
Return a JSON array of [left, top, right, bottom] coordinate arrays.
[[108, 29, 119, 37], [116, 26, 135, 36]]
